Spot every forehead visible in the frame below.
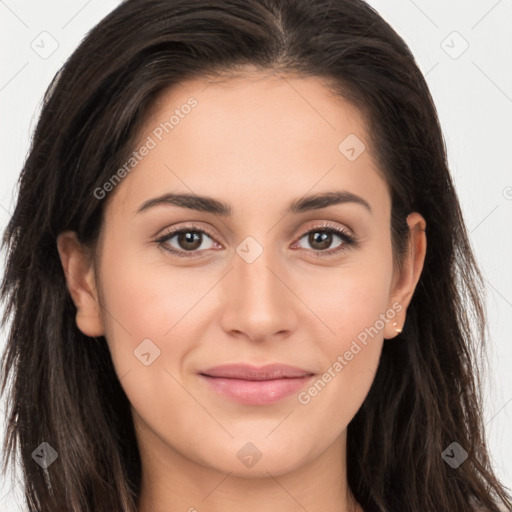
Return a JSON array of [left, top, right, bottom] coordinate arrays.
[[103, 69, 388, 223], [142, 70, 369, 151]]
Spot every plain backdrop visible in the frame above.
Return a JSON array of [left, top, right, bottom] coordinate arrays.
[[1, 1, 511, 510]]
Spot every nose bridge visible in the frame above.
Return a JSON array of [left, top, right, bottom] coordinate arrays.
[[235, 237, 283, 310], [221, 236, 295, 340]]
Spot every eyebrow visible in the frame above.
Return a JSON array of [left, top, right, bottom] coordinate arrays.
[[135, 190, 372, 216]]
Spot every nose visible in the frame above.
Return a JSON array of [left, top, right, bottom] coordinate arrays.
[[219, 240, 297, 343]]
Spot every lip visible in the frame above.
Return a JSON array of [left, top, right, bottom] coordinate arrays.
[[200, 363, 314, 380], [198, 363, 315, 405]]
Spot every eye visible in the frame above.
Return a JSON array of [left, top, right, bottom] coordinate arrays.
[[294, 223, 356, 256], [155, 222, 357, 259], [155, 226, 219, 258]]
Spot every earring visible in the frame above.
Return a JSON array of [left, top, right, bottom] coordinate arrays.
[[392, 322, 402, 334]]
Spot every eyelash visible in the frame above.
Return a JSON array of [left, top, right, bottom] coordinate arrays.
[[154, 222, 357, 259]]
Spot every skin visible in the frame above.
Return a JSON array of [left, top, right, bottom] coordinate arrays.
[[57, 67, 427, 512]]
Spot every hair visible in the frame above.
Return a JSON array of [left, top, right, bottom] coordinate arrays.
[[1, 0, 510, 511]]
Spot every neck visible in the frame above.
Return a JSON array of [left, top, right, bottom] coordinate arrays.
[[136, 426, 361, 512]]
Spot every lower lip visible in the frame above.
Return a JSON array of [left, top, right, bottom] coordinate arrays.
[[199, 375, 314, 405]]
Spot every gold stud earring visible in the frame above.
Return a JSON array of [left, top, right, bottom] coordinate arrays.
[[392, 322, 402, 334]]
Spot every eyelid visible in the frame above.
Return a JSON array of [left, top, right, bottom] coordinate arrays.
[[154, 222, 220, 256], [157, 222, 221, 243], [292, 220, 357, 255], [155, 220, 357, 258], [296, 220, 356, 242]]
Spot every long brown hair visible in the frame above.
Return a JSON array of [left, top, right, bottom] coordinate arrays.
[[1, 1, 511, 510]]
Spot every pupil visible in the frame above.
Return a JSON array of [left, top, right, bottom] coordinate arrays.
[[310, 231, 331, 250], [179, 231, 201, 250]]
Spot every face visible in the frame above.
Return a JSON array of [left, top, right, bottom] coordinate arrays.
[[58, 69, 426, 481]]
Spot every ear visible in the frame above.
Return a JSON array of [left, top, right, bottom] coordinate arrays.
[[384, 212, 427, 340], [56, 231, 104, 337]]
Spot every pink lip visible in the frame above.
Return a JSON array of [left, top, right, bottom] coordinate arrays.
[[199, 363, 315, 405]]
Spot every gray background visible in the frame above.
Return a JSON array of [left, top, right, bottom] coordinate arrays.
[[1, 1, 511, 509]]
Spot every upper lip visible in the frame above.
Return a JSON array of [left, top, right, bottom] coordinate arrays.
[[199, 363, 315, 381]]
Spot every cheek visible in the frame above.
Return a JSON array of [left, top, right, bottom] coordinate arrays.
[[96, 248, 206, 432], [98, 240, 209, 340], [96, 241, 211, 390], [313, 254, 393, 346], [302, 253, 393, 412], [331, 275, 392, 347], [296, 302, 387, 440]]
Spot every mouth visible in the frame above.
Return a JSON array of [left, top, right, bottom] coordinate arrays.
[[198, 363, 315, 405]]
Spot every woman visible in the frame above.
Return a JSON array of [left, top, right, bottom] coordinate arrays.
[[1, 0, 510, 511]]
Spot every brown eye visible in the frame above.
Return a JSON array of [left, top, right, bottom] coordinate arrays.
[[307, 231, 334, 250], [175, 231, 203, 251], [295, 225, 356, 256], [156, 227, 217, 257]]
